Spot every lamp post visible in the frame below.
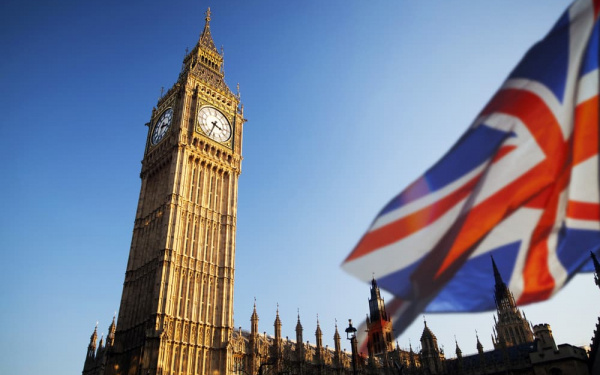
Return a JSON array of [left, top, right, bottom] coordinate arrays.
[[345, 319, 358, 375]]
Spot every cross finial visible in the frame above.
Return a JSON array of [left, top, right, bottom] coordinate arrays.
[[205, 7, 211, 23], [159, 86, 164, 99]]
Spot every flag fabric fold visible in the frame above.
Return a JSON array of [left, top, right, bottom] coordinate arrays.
[[342, 0, 600, 346]]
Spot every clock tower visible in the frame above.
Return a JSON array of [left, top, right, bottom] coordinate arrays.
[[104, 9, 244, 375]]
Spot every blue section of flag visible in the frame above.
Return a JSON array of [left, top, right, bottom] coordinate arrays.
[[379, 125, 511, 217], [557, 227, 600, 274], [425, 243, 521, 313], [378, 256, 422, 300], [581, 19, 600, 76], [509, 11, 570, 102]]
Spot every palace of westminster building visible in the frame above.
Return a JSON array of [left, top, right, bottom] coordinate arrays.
[[81, 9, 600, 375]]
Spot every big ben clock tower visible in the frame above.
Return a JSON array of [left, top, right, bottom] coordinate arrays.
[[100, 9, 244, 375]]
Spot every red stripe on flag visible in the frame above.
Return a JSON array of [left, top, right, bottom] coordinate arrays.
[[345, 174, 482, 263], [573, 95, 599, 166], [567, 200, 600, 220]]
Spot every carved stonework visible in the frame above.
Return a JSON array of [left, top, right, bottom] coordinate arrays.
[[89, 9, 242, 375]]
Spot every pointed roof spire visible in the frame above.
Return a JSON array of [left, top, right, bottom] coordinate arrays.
[[108, 313, 116, 332], [491, 255, 505, 286], [91, 323, 98, 343], [334, 319, 340, 339], [274, 303, 281, 326], [475, 330, 483, 354], [420, 317, 437, 341], [316, 314, 322, 335], [199, 7, 219, 53], [455, 335, 462, 357], [251, 300, 258, 318]]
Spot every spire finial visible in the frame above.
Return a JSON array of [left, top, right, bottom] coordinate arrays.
[[205, 7, 211, 24]]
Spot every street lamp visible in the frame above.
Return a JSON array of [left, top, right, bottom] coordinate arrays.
[[345, 319, 358, 375]]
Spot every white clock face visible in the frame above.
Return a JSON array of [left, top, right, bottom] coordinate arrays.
[[151, 108, 173, 145], [197, 106, 232, 142]]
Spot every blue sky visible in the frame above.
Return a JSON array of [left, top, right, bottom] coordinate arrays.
[[2, 1, 599, 374]]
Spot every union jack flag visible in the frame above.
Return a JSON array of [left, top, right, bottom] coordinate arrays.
[[342, 0, 600, 347]]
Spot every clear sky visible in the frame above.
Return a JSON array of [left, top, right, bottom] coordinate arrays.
[[2, 1, 599, 374]]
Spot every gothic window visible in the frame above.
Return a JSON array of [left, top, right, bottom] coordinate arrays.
[[196, 169, 203, 204], [208, 174, 214, 209], [191, 221, 198, 258], [184, 216, 191, 256], [190, 166, 196, 201], [215, 176, 220, 212], [233, 357, 244, 374]]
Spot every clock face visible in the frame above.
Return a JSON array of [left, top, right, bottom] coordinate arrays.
[[151, 108, 173, 145], [197, 106, 232, 142]]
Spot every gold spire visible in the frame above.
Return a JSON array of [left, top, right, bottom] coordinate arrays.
[[199, 7, 219, 54]]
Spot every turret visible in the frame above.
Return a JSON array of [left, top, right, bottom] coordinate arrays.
[[315, 316, 323, 349], [475, 332, 486, 368], [87, 324, 98, 359], [420, 319, 444, 374], [455, 337, 463, 371], [274, 305, 282, 342], [271, 305, 283, 373], [83, 324, 98, 372], [295, 311, 304, 361], [250, 299, 259, 336], [334, 321, 341, 354], [106, 314, 116, 348], [455, 337, 462, 359], [533, 324, 557, 351]]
